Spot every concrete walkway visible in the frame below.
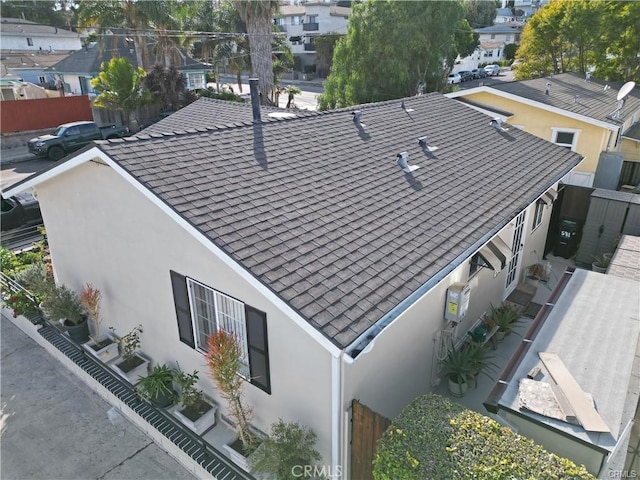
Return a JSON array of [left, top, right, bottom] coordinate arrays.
[[0, 146, 33, 166], [0, 312, 196, 480]]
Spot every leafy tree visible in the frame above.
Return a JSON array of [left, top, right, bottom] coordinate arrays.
[[319, 0, 469, 110], [91, 57, 153, 132], [373, 393, 595, 480], [314, 33, 341, 78], [515, 0, 635, 81], [234, 0, 279, 105], [144, 64, 195, 112], [503, 43, 518, 61], [1, 0, 69, 28], [249, 419, 323, 480], [464, 0, 498, 28]]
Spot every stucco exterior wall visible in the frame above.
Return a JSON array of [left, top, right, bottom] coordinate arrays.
[[342, 197, 551, 420], [461, 91, 612, 177], [620, 138, 640, 163], [34, 161, 335, 463], [1, 35, 81, 52]]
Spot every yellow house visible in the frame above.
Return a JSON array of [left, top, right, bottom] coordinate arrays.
[[447, 73, 640, 189]]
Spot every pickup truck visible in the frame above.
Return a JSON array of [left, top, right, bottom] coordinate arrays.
[[28, 121, 129, 161]]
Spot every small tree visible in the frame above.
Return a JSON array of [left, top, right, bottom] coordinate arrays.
[[250, 419, 322, 480], [80, 283, 102, 340], [206, 330, 254, 450], [143, 64, 196, 113], [91, 57, 154, 133], [283, 85, 301, 109]]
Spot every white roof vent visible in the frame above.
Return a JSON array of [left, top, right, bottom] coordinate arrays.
[[490, 117, 510, 132], [396, 151, 419, 173], [585, 72, 591, 81], [401, 100, 414, 112], [545, 82, 551, 95], [574, 94, 580, 104], [418, 136, 438, 152], [352, 110, 365, 127]]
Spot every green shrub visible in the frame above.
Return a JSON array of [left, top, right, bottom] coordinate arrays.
[[373, 393, 594, 480]]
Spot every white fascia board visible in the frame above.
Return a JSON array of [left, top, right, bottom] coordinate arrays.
[[7, 147, 344, 358], [446, 86, 621, 132]]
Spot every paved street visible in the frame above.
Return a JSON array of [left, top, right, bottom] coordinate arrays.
[[0, 312, 196, 480]]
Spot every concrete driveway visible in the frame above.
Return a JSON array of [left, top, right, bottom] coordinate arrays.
[[0, 312, 196, 480]]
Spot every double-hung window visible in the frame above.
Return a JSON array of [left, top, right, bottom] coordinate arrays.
[[171, 271, 271, 393], [188, 278, 250, 377]]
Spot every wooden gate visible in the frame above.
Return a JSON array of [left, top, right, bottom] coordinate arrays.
[[351, 399, 391, 480]]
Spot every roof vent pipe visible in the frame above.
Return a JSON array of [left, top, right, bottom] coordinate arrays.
[[574, 94, 580, 104], [352, 110, 365, 127], [418, 136, 439, 152], [585, 71, 591, 81], [545, 82, 551, 95], [396, 152, 419, 173], [249, 78, 261, 123]]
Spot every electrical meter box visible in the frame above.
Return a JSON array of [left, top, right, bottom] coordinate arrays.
[[445, 283, 471, 323]]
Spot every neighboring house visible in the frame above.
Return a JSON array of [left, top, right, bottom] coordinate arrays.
[[513, 0, 548, 18], [0, 17, 82, 52], [447, 73, 640, 189], [276, 1, 350, 71], [5, 92, 581, 476], [485, 237, 640, 476], [48, 32, 209, 96], [474, 24, 523, 64], [0, 18, 81, 86], [495, 7, 517, 23]]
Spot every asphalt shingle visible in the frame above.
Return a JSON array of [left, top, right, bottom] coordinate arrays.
[[98, 93, 582, 349]]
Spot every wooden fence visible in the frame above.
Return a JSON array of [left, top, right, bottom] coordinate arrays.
[[351, 399, 390, 480], [1, 96, 92, 133]]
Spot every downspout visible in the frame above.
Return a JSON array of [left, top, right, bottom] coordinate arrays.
[[331, 351, 344, 478]]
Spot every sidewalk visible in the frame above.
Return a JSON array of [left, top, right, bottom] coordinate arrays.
[[0, 146, 33, 166], [1, 311, 196, 480]]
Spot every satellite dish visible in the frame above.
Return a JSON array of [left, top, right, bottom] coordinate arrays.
[[617, 81, 636, 101]]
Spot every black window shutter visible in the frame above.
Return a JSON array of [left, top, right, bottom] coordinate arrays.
[[245, 305, 271, 394], [170, 270, 195, 348]]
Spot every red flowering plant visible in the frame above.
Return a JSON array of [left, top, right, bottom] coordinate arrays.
[[2, 289, 38, 318]]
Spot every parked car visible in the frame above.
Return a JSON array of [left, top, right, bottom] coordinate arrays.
[[484, 64, 501, 76], [458, 71, 474, 82], [28, 121, 129, 161], [1, 193, 42, 231], [471, 68, 487, 79], [447, 73, 461, 84]]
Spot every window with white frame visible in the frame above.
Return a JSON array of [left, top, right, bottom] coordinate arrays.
[[291, 15, 301, 25], [532, 200, 544, 231], [485, 50, 493, 57], [551, 128, 580, 151], [187, 73, 205, 89], [187, 279, 250, 377]]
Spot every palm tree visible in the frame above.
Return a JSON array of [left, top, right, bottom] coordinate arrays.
[[77, 0, 151, 69], [137, 1, 185, 67], [234, 0, 279, 104], [91, 57, 153, 133]]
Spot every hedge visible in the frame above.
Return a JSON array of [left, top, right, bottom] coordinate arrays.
[[372, 393, 595, 480]]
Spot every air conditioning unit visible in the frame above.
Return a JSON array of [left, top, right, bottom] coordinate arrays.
[[444, 283, 471, 323]]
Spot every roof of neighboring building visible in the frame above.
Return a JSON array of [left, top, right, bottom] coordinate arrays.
[[496, 7, 515, 17], [84, 93, 581, 349], [48, 33, 208, 75], [0, 51, 73, 70], [475, 24, 522, 34], [489, 73, 640, 125], [608, 235, 640, 281], [140, 97, 315, 135], [0, 18, 79, 38], [492, 268, 639, 453], [622, 122, 640, 141]]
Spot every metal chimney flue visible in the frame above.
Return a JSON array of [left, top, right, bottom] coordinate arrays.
[[249, 78, 261, 123]]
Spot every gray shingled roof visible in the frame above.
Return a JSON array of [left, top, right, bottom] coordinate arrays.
[[475, 24, 522, 34], [490, 73, 640, 124], [1, 18, 79, 37], [49, 32, 207, 75], [141, 97, 314, 135], [96, 93, 581, 349]]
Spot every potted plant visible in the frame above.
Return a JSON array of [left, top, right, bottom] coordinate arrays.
[[40, 284, 90, 343], [172, 369, 218, 434], [249, 419, 322, 480], [592, 253, 611, 273], [489, 303, 522, 341], [206, 330, 259, 471], [440, 344, 475, 397], [136, 364, 176, 408], [524, 263, 548, 286], [111, 325, 149, 384], [79, 284, 119, 362]]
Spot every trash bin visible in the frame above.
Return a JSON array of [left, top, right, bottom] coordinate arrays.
[[554, 218, 581, 259]]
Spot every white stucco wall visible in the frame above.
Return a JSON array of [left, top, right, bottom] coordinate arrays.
[[34, 161, 335, 464], [2, 34, 81, 52]]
